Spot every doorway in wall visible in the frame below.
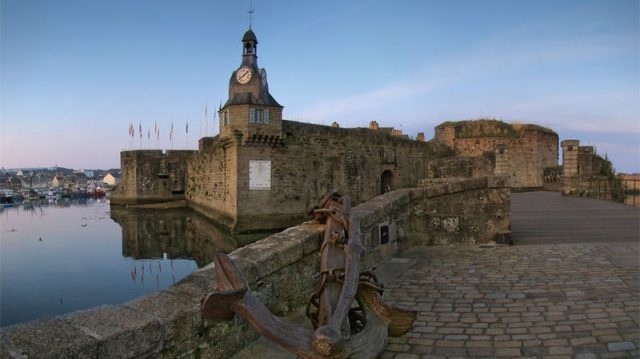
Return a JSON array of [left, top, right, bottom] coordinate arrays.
[[381, 170, 394, 194]]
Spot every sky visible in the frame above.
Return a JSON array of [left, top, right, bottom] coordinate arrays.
[[1, 0, 639, 172]]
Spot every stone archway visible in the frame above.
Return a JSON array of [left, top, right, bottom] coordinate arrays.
[[381, 170, 394, 194]]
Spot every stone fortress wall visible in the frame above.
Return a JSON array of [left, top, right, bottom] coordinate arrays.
[[561, 139, 625, 202], [112, 150, 196, 205], [112, 118, 561, 232], [185, 120, 451, 232], [432, 119, 559, 189], [185, 136, 239, 229]]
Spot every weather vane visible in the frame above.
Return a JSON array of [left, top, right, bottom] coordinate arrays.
[[248, 0, 254, 29]]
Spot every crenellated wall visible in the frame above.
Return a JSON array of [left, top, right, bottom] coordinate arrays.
[[1, 177, 510, 358]]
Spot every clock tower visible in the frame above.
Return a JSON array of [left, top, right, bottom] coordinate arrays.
[[219, 28, 283, 143]]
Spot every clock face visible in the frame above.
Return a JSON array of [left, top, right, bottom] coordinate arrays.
[[236, 67, 252, 84]]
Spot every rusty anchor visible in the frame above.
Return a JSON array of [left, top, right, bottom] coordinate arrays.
[[201, 190, 416, 358]]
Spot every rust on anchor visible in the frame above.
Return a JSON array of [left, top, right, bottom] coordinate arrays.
[[201, 190, 416, 358]]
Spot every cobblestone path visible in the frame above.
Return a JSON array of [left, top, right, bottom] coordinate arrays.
[[380, 243, 639, 359], [234, 193, 639, 359]]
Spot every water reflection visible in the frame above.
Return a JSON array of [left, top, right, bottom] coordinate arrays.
[[110, 206, 238, 268], [1, 199, 268, 327]]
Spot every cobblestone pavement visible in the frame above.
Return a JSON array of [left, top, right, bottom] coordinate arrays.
[[379, 243, 639, 359]]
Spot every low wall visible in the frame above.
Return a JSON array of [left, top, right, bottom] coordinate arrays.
[[0, 177, 510, 358]]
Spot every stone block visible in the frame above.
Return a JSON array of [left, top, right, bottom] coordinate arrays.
[[123, 290, 201, 355], [487, 176, 508, 188], [229, 232, 304, 279], [226, 255, 260, 284], [280, 224, 323, 256], [63, 304, 163, 358], [2, 318, 99, 358], [167, 266, 217, 299]]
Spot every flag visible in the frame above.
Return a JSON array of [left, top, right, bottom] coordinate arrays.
[[186, 121, 189, 133], [170, 122, 174, 140], [154, 121, 158, 135], [139, 123, 142, 139], [147, 129, 150, 140], [128, 123, 133, 137]]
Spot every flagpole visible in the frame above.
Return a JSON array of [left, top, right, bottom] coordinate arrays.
[[205, 101, 208, 137], [129, 123, 134, 150], [170, 121, 174, 150]]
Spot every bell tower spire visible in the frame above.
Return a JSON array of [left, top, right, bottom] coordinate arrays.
[[241, 28, 258, 67], [241, 0, 257, 67]]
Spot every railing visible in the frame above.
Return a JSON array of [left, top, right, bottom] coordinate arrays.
[[620, 178, 640, 208], [588, 177, 611, 201]]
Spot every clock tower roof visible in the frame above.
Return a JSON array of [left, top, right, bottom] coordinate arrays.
[[242, 29, 258, 44]]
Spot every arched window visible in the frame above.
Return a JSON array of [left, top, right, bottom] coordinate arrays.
[[244, 43, 254, 55]]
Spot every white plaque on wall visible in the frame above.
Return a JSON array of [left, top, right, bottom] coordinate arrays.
[[249, 160, 271, 190]]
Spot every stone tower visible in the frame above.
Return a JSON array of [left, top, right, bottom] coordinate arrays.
[[561, 140, 579, 177], [218, 28, 283, 142]]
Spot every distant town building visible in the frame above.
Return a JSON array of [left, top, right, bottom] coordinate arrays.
[[103, 173, 117, 186], [51, 176, 62, 188]]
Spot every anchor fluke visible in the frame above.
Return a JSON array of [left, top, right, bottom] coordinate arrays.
[[201, 253, 247, 321]]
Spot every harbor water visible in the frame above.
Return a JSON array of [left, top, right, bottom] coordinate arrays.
[[0, 199, 263, 327]]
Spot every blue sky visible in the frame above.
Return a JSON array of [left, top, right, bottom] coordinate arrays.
[[1, 0, 639, 172]]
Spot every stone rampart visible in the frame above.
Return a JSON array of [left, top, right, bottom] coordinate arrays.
[[1, 177, 509, 358], [186, 137, 239, 228], [561, 140, 625, 202], [434, 119, 558, 189], [112, 150, 196, 205], [425, 152, 495, 179], [186, 120, 451, 232]]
